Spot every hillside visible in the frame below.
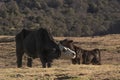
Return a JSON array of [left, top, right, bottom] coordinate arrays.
[[0, 34, 120, 79], [0, 0, 120, 36]]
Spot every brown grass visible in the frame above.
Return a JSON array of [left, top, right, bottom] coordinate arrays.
[[0, 65, 119, 80], [0, 34, 120, 80]]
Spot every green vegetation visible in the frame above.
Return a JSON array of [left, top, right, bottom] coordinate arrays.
[[0, 0, 120, 36]]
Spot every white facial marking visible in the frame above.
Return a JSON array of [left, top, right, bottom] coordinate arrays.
[[58, 43, 76, 59]]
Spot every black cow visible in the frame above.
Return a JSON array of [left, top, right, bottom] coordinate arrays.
[[15, 28, 61, 68]]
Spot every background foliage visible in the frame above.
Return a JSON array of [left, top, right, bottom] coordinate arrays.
[[0, 0, 120, 36]]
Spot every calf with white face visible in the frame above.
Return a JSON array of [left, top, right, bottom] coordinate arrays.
[[58, 43, 76, 59]]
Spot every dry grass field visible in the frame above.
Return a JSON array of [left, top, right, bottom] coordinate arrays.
[[0, 34, 120, 80]]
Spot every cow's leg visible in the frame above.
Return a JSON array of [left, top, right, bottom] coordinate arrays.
[[16, 53, 24, 68], [86, 56, 91, 64], [38, 52, 46, 68], [16, 41, 24, 68], [47, 62, 51, 68], [91, 57, 96, 65], [27, 58, 32, 67], [39, 56, 46, 68], [86, 54, 95, 65], [41, 60, 46, 68], [16, 55, 23, 68], [79, 52, 83, 64], [77, 58, 80, 64], [91, 57, 101, 65], [82, 54, 86, 64], [71, 58, 76, 64], [39, 54, 46, 68], [47, 59, 52, 68]]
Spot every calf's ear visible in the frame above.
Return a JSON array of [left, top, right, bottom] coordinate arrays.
[[68, 40, 73, 43], [59, 41, 63, 44]]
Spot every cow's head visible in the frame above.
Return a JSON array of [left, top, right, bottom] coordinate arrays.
[[60, 39, 74, 50], [46, 41, 61, 60]]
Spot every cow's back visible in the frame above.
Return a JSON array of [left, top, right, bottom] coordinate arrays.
[[16, 29, 32, 50]]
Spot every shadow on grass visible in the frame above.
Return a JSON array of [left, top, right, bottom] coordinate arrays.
[[55, 74, 77, 80]]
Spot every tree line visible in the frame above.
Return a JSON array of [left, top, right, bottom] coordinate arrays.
[[0, 0, 120, 36]]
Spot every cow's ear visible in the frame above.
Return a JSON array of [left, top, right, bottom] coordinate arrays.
[[63, 39, 68, 42], [60, 39, 68, 44]]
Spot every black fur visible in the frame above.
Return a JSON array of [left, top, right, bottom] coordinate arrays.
[[15, 28, 61, 68]]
